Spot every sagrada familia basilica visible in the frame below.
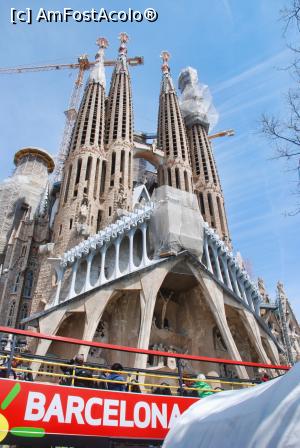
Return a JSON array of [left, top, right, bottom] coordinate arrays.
[[0, 34, 299, 379]]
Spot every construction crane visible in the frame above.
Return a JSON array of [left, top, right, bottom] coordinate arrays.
[[0, 56, 144, 75], [0, 39, 143, 182], [139, 129, 235, 141], [208, 129, 234, 140]]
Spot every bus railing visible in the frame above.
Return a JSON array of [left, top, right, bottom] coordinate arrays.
[[0, 326, 290, 397]]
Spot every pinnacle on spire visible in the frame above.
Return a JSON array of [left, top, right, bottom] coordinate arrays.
[[119, 32, 129, 55], [89, 37, 108, 86], [96, 37, 109, 51], [161, 51, 170, 74], [95, 37, 109, 62], [115, 32, 129, 74], [160, 50, 174, 93]]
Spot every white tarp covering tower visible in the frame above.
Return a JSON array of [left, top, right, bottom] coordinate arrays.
[[149, 185, 204, 258], [178, 67, 231, 245], [178, 66, 218, 131], [0, 147, 54, 263]]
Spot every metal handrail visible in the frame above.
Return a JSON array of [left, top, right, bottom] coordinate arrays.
[[0, 326, 288, 398], [0, 326, 290, 370]]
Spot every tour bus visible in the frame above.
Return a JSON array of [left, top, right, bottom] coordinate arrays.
[[0, 326, 288, 448]]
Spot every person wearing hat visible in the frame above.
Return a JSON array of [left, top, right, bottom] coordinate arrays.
[[194, 373, 214, 398]]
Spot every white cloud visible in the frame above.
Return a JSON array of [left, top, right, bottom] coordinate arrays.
[[221, 0, 234, 24], [220, 91, 276, 118], [212, 49, 290, 94]]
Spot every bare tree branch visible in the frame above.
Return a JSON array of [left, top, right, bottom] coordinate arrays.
[[281, 0, 300, 34], [260, 1, 300, 214]]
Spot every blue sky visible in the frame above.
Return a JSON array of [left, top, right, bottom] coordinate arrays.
[[0, 0, 299, 317]]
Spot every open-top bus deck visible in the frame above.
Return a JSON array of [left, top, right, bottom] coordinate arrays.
[[0, 327, 289, 448]]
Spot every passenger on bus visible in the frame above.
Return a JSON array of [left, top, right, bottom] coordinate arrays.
[[177, 377, 198, 397], [152, 382, 172, 395], [194, 373, 214, 398], [213, 386, 224, 392], [96, 372, 108, 390], [0, 358, 19, 379], [0, 357, 33, 381], [107, 363, 126, 391], [177, 383, 188, 396], [60, 354, 94, 388], [127, 379, 141, 393], [15, 360, 33, 381], [260, 371, 270, 382]]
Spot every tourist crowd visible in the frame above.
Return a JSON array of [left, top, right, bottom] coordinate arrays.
[[0, 353, 270, 397]]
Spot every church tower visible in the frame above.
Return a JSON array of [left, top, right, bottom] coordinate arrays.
[[103, 33, 134, 224], [157, 52, 193, 192], [52, 38, 109, 253], [179, 67, 231, 245]]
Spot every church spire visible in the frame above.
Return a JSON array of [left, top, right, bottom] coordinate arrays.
[[157, 52, 193, 192], [52, 38, 109, 253], [102, 33, 134, 225], [69, 37, 108, 154], [178, 67, 231, 245], [104, 32, 133, 146], [89, 37, 108, 86]]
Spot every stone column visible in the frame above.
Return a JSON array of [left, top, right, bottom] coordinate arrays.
[[221, 256, 233, 290], [212, 246, 223, 282], [30, 308, 66, 378], [263, 336, 280, 365], [53, 267, 65, 307], [253, 295, 261, 315], [134, 264, 173, 370], [188, 264, 249, 379], [128, 229, 135, 271], [141, 222, 149, 266], [238, 278, 248, 304], [67, 261, 78, 300], [204, 238, 213, 273], [240, 309, 274, 367], [100, 247, 107, 284], [115, 238, 121, 278], [230, 266, 240, 297], [78, 288, 114, 360], [84, 253, 93, 292], [245, 287, 255, 311]]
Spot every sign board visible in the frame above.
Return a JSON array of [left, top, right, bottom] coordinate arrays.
[[0, 378, 198, 446]]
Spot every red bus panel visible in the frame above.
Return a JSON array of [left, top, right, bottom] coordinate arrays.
[[0, 378, 198, 446]]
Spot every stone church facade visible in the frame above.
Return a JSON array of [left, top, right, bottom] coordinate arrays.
[[0, 34, 299, 380]]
